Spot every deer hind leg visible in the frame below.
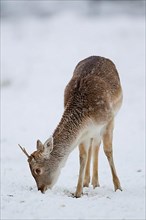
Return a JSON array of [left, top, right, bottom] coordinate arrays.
[[103, 119, 122, 191], [91, 138, 101, 189], [83, 139, 92, 187], [75, 142, 89, 198]]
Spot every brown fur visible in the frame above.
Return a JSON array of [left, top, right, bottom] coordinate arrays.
[[20, 56, 123, 197]]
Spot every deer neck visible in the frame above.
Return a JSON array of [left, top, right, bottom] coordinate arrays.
[[50, 105, 85, 166]]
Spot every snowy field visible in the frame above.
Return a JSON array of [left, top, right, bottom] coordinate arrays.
[[1, 12, 145, 220]]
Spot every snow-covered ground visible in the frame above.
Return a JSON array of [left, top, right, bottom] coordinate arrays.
[[1, 12, 145, 220]]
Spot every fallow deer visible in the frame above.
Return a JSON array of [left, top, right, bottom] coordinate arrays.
[[19, 56, 123, 198]]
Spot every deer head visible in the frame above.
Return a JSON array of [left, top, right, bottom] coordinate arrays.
[[18, 137, 58, 193]]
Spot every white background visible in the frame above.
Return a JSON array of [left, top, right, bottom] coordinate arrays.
[[1, 1, 145, 219]]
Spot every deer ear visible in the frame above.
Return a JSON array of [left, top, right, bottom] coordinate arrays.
[[36, 140, 44, 151], [44, 136, 53, 154]]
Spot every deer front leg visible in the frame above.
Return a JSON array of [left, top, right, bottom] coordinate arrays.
[[75, 143, 88, 198], [83, 140, 92, 187], [92, 139, 101, 189]]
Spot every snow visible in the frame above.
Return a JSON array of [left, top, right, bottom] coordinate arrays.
[[1, 12, 145, 220]]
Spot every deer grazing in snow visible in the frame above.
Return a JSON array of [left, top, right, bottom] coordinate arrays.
[[19, 56, 123, 198]]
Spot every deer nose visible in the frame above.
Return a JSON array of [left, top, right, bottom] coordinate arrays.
[[38, 185, 46, 194]]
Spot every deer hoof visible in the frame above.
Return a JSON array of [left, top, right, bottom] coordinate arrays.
[[114, 185, 122, 191], [92, 179, 100, 189], [74, 191, 83, 198]]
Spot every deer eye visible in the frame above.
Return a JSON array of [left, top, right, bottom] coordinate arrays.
[[34, 168, 41, 175]]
